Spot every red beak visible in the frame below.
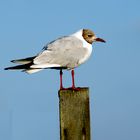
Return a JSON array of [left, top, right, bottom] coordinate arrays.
[[95, 38, 106, 43]]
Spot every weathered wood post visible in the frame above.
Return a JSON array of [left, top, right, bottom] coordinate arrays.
[[58, 87, 90, 140]]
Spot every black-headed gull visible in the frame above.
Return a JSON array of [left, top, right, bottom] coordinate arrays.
[[5, 29, 105, 90]]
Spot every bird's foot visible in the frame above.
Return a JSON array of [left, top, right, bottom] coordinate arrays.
[[67, 87, 81, 91], [59, 86, 81, 91]]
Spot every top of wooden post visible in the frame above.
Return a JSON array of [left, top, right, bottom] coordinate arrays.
[[58, 87, 89, 96]]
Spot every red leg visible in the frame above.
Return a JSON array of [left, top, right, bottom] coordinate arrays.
[[59, 69, 80, 91], [60, 69, 64, 90], [69, 69, 80, 90], [71, 69, 75, 88]]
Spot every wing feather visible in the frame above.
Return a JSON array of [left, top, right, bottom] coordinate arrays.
[[34, 36, 87, 69]]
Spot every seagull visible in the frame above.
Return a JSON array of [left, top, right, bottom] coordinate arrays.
[[5, 29, 105, 90]]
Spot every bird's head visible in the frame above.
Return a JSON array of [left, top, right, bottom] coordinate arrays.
[[82, 29, 106, 44]]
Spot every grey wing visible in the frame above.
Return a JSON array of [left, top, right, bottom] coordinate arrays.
[[32, 36, 87, 69]]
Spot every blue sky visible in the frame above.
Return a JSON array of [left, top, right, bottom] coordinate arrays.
[[0, 0, 140, 140]]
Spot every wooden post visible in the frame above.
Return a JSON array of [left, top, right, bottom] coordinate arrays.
[[58, 88, 90, 140]]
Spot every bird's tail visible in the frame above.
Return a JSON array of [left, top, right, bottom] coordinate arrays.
[[4, 56, 43, 74], [11, 56, 36, 64], [4, 63, 31, 70]]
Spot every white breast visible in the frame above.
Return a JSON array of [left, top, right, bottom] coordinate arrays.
[[71, 29, 93, 65], [78, 44, 92, 65]]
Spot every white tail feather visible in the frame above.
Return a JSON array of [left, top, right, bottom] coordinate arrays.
[[30, 64, 61, 68], [24, 69, 42, 74]]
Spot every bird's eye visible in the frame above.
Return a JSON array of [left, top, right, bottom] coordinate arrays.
[[88, 35, 93, 37]]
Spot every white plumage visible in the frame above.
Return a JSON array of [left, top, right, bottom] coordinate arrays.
[[5, 29, 105, 73]]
